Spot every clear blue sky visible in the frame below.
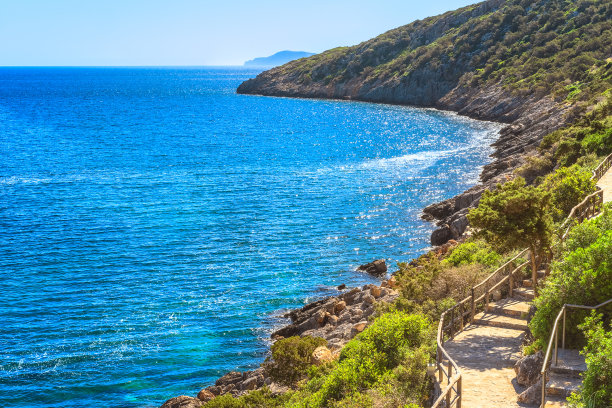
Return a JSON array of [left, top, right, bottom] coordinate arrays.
[[0, 0, 478, 66]]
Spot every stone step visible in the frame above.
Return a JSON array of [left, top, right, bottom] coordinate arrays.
[[487, 297, 531, 318], [522, 271, 546, 287], [545, 395, 571, 407], [551, 349, 587, 378], [473, 311, 529, 330], [546, 372, 582, 398], [514, 287, 535, 300]]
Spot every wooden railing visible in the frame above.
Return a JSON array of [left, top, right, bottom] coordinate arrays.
[[540, 298, 612, 407], [592, 152, 612, 182], [559, 189, 604, 240], [432, 153, 612, 407], [431, 249, 530, 408]]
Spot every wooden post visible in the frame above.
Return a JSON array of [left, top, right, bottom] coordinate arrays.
[[459, 302, 464, 331], [509, 267, 514, 298], [446, 362, 453, 407], [450, 306, 455, 339], [562, 308, 566, 350], [438, 348, 443, 382], [457, 375, 462, 408], [471, 288, 475, 323]]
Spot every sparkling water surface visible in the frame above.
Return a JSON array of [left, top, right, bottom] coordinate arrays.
[[0, 67, 501, 407]]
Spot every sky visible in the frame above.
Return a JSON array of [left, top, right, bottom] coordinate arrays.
[[0, 0, 478, 66]]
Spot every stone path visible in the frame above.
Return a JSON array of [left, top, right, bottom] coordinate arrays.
[[596, 165, 612, 203], [444, 292, 535, 408], [443, 286, 586, 407]]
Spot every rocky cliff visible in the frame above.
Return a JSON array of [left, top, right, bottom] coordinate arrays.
[[238, 0, 612, 244]]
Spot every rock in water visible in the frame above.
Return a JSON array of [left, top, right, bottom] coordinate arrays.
[[357, 259, 387, 276]]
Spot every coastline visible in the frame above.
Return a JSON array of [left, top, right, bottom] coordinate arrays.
[[158, 101, 507, 407]]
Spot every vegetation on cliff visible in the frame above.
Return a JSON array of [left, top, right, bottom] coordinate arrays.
[[239, 0, 611, 118]]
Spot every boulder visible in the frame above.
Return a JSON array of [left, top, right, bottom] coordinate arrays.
[[431, 225, 453, 246], [160, 396, 202, 408], [517, 376, 543, 405], [514, 351, 543, 386], [350, 321, 367, 337], [363, 295, 375, 305], [334, 301, 346, 314], [197, 389, 216, 402], [370, 286, 381, 298], [215, 371, 243, 387], [241, 376, 259, 391], [357, 259, 387, 276], [204, 386, 221, 396], [311, 346, 334, 365], [342, 288, 361, 305], [449, 215, 469, 238], [337, 284, 347, 290]]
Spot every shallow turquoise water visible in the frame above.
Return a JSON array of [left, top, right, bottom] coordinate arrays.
[[0, 67, 500, 407]]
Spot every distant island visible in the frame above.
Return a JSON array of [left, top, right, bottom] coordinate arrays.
[[243, 51, 315, 68]]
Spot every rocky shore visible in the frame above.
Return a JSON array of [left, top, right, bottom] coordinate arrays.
[[160, 268, 400, 408]]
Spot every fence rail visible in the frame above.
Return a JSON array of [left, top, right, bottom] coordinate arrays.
[[540, 298, 612, 407], [432, 153, 612, 407], [432, 249, 530, 408], [592, 152, 612, 181]]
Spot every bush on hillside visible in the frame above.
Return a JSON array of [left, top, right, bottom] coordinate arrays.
[[540, 165, 596, 222], [443, 240, 502, 268], [286, 312, 435, 408], [264, 336, 327, 386], [203, 388, 292, 408]]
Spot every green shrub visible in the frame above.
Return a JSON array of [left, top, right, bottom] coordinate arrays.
[[203, 388, 292, 408], [265, 336, 327, 386], [540, 165, 596, 221], [515, 155, 553, 182], [529, 223, 612, 350], [568, 313, 612, 408], [581, 127, 612, 156], [443, 240, 502, 268], [288, 312, 434, 408]]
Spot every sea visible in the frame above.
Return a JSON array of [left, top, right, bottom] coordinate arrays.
[[0, 67, 501, 407]]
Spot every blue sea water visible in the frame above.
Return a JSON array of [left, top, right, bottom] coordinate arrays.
[[0, 67, 501, 407]]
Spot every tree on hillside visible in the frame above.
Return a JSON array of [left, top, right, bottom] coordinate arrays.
[[468, 177, 554, 294]]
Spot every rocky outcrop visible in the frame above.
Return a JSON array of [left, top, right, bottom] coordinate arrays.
[[272, 282, 399, 350], [160, 281, 399, 406]]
